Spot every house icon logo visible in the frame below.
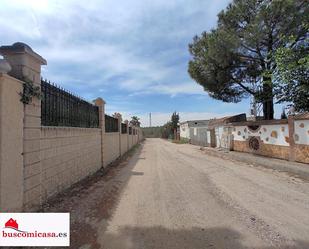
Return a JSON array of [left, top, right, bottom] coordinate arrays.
[[3, 218, 25, 232], [5, 218, 18, 230]]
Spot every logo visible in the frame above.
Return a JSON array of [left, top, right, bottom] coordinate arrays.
[[4, 218, 26, 232], [0, 213, 70, 247], [5, 218, 19, 230]]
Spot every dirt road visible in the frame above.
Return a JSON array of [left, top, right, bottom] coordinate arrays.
[[45, 138, 309, 249]]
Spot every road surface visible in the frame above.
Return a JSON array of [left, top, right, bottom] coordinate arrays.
[[47, 138, 309, 249]]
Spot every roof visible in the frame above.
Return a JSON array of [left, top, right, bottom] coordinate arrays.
[[230, 112, 309, 126], [208, 113, 247, 129], [231, 119, 288, 127], [180, 119, 210, 127]]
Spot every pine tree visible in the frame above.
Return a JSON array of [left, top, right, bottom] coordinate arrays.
[[188, 0, 308, 119]]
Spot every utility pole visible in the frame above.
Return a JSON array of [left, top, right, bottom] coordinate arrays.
[[149, 113, 152, 127]]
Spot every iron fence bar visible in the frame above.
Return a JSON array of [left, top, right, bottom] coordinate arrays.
[[121, 123, 127, 134], [105, 114, 119, 132], [41, 79, 99, 128]]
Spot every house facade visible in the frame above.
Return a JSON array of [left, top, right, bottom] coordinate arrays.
[[207, 114, 247, 149], [206, 112, 308, 164], [230, 113, 309, 164], [180, 120, 210, 146]]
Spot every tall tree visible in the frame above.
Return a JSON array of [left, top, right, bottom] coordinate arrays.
[[171, 112, 180, 130], [130, 116, 141, 127], [161, 121, 173, 139], [188, 0, 308, 119], [274, 41, 309, 112], [161, 112, 180, 139], [171, 112, 180, 140]]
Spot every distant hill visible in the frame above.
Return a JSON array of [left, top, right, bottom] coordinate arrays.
[[142, 126, 163, 138]]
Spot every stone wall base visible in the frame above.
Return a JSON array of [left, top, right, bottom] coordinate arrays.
[[233, 140, 290, 161], [295, 144, 309, 164]]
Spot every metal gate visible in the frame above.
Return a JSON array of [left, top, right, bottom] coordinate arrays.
[[190, 127, 208, 146]]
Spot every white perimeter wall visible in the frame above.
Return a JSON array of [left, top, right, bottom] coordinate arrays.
[[294, 120, 309, 145], [180, 123, 190, 139], [104, 132, 120, 166], [232, 124, 289, 146]]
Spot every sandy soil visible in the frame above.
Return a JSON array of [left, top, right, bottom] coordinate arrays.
[[43, 138, 309, 249]]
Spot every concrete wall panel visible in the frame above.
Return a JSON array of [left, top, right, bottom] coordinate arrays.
[[104, 132, 120, 166], [39, 127, 101, 203]]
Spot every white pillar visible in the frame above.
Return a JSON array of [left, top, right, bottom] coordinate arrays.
[[94, 97, 106, 168], [0, 42, 46, 210]]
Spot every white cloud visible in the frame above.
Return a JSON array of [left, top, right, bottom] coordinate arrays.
[[0, 0, 230, 98]]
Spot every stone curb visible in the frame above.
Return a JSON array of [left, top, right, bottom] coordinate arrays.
[[200, 147, 309, 182]]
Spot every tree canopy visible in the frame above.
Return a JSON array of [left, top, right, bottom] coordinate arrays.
[[161, 112, 180, 139], [130, 116, 141, 127], [171, 112, 180, 130], [188, 0, 308, 119], [274, 41, 309, 112]]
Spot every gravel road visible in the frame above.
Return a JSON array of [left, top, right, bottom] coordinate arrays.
[[45, 138, 309, 249]]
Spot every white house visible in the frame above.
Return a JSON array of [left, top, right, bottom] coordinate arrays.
[[207, 113, 247, 149], [180, 120, 210, 146]]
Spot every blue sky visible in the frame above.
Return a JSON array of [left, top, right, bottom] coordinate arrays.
[[0, 0, 282, 126]]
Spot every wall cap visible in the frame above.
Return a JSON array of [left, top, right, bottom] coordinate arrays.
[[229, 119, 288, 127], [41, 126, 101, 131], [93, 97, 106, 106], [113, 112, 122, 119], [292, 112, 309, 120], [0, 42, 47, 65]]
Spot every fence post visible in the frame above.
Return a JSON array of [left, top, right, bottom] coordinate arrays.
[[288, 115, 296, 162], [0, 59, 24, 211], [0, 42, 46, 210], [94, 98, 106, 168], [113, 113, 122, 157], [124, 120, 129, 152], [128, 124, 132, 149]]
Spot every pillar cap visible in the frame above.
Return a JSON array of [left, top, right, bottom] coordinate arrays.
[[113, 112, 122, 119], [93, 97, 106, 106], [0, 42, 47, 65]]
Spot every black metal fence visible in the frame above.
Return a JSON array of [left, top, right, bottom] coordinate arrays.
[[121, 123, 127, 134], [41, 79, 99, 128], [105, 114, 119, 132]]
